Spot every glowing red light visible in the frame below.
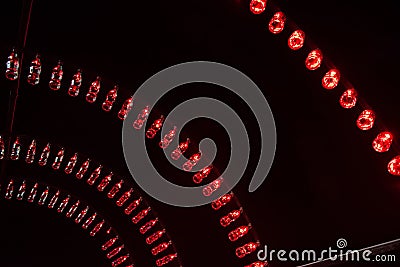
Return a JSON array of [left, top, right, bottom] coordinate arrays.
[[102, 236, 119, 251], [124, 197, 142, 215], [17, 180, 26, 200], [52, 148, 64, 170], [86, 76, 101, 103], [5, 179, 14, 199], [116, 188, 133, 206], [171, 138, 190, 160], [27, 54, 41, 85], [211, 193, 233, 210], [107, 180, 124, 199], [183, 152, 202, 171], [38, 186, 49, 205], [10, 137, 21, 160], [98, 172, 113, 192], [250, 0, 267, 15], [102, 85, 118, 112], [159, 126, 177, 149], [356, 110, 375, 130], [66, 200, 80, 218], [118, 97, 134, 120], [156, 253, 177, 266], [111, 254, 129, 267], [305, 49, 323, 70], [90, 220, 105, 236], [146, 116, 165, 139], [25, 139, 36, 164], [87, 165, 102, 185], [49, 61, 63, 90], [107, 245, 124, 259], [228, 225, 250, 242], [322, 69, 340, 90], [38, 143, 51, 166], [339, 88, 358, 109], [388, 156, 400, 176], [288, 30, 305, 50], [235, 242, 259, 258], [68, 69, 82, 97], [203, 177, 224, 197], [5, 48, 19, 81], [151, 242, 171, 256], [268, 12, 286, 34], [245, 261, 269, 267], [132, 207, 151, 224], [57, 195, 70, 213], [193, 165, 213, 184], [75, 206, 89, 224], [82, 213, 97, 229], [133, 106, 150, 130], [27, 183, 38, 203], [220, 209, 242, 227], [372, 132, 393, 153], [139, 218, 158, 234], [0, 135, 4, 160], [65, 153, 78, 174], [76, 159, 90, 179], [48, 190, 60, 209], [146, 230, 166, 245]]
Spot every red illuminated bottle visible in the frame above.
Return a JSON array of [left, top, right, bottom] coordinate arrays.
[[52, 148, 64, 170], [203, 177, 223, 197], [16, 180, 27, 200], [133, 106, 150, 130], [10, 137, 21, 160], [102, 236, 119, 251], [25, 139, 37, 164], [27, 54, 42, 85], [146, 230, 166, 245], [49, 60, 63, 90], [48, 190, 60, 209], [82, 213, 97, 229], [87, 165, 102, 185], [156, 253, 177, 266], [171, 138, 190, 160], [68, 69, 82, 97], [131, 207, 151, 224], [38, 143, 51, 166], [108, 180, 124, 199], [90, 220, 105, 237], [268, 12, 286, 34], [76, 158, 90, 179], [116, 188, 133, 206], [193, 165, 213, 184], [211, 192, 234, 210], [118, 97, 134, 120], [102, 85, 118, 111], [146, 116, 164, 139], [139, 218, 158, 234], [220, 209, 242, 227], [65, 153, 78, 174], [151, 241, 171, 256], [235, 242, 259, 258], [75, 206, 89, 224], [124, 197, 142, 215], [98, 172, 113, 192], [228, 225, 251, 241], [66, 200, 80, 218], [159, 127, 177, 149], [86, 76, 101, 103], [5, 179, 14, 199], [6, 48, 19, 80], [27, 183, 39, 203], [182, 152, 201, 171], [38, 186, 49, 205], [111, 254, 129, 267], [57, 195, 70, 213], [107, 245, 124, 259]]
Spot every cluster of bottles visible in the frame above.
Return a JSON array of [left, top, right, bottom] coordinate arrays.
[[101, 235, 131, 267], [3, 179, 106, 237]]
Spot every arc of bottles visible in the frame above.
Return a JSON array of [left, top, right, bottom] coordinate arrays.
[[247, 0, 400, 177], [0, 135, 182, 267], [1, 178, 136, 267]]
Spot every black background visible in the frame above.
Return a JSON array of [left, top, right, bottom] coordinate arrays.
[[1, 0, 400, 266]]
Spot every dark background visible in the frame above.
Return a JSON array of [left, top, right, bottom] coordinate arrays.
[[1, 0, 400, 266]]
